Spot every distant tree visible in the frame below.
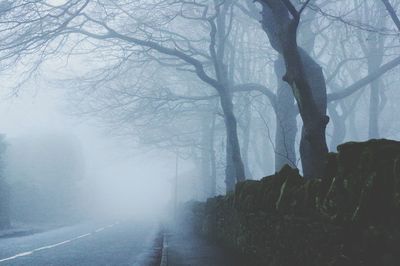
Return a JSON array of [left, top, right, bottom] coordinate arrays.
[[251, 0, 400, 177], [315, 0, 400, 146], [0, 0, 250, 192], [2, 0, 400, 191]]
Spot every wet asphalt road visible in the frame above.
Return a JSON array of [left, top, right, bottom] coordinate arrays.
[[0, 220, 160, 266]]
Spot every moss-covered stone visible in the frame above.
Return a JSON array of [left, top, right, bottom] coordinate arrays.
[[186, 139, 400, 266]]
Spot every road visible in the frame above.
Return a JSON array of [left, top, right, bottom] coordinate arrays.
[[0, 220, 161, 266]]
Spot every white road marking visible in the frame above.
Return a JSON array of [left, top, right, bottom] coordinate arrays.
[[34, 240, 72, 251], [76, 233, 91, 239], [0, 252, 34, 262], [95, 227, 105, 233], [0, 223, 118, 263]]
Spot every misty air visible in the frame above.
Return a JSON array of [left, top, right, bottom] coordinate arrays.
[[0, 1, 399, 266]]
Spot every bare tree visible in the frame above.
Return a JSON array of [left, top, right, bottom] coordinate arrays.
[[0, 0, 249, 192], [255, 0, 329, 179]]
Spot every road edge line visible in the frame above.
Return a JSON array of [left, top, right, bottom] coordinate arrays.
[[160, 232, 168, 266]]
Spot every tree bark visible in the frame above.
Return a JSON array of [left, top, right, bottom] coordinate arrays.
[[297, 49, 330, 179], [200, 109, 217, 198], [209, 113, 217, 197], [241, 95, 253, 179], [274, 56, 297, 170], [360, 8, 385, 139], [259, 1, 329, 179], [212, 1, 246, 192], [368, 77, 381, 139], [219, 89, 246, 192], [367, 54, 383, 138]]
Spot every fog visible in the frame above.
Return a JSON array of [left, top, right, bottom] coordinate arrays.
[[0, 81, 177, 224], [0, 1, 400, 264], [0, 0, 398, 225]]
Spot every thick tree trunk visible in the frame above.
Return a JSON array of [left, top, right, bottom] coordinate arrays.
[[200, 110, 217, 198], [209, 111, 217, 197], [364, 47, 383, 139], [274, 56, 297, 171], [259, 2, 329, 179], [210, 1, 245, 192], [297, 49, 329, 179], [368, 59, 382, 139], [241, 95, 253, 178], [363, 33, 383, 139], [368, 82, 380, 139], [362, 7, 384, 139], [219, 89, 246, 192]]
